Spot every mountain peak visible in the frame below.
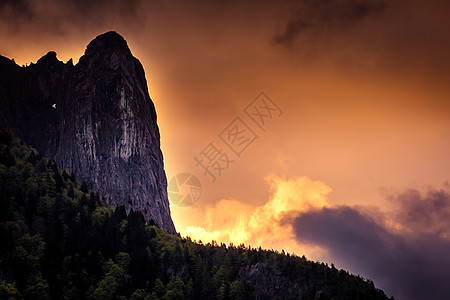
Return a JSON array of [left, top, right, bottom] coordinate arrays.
[[85, 31, 130, 56], [0, 31, 176, 233], [79, 31, 134, 71]]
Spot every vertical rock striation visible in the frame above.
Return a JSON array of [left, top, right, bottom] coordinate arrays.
[[0, 31, 176, 233]]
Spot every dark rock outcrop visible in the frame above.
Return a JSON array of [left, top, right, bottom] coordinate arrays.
[[0, 31, 175, 233]]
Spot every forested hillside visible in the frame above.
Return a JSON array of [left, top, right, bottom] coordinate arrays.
[[0, 130, 392, 299]]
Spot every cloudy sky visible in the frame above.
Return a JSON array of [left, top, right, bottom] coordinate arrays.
[[1, 0, 449, 298]]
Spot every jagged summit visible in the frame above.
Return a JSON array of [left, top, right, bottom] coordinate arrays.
[[86, 31, 129, 53], [0, 32, 176, 233], [79, 31, 136, 72]]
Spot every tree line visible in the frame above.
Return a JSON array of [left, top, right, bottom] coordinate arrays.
[[0, 130, 392, 299]]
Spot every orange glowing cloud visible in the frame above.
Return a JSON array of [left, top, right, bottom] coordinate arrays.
[[180, 176, 331, 257]]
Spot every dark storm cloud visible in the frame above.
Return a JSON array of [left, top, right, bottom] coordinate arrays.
[[270, 0, 450, 81], [65, 0, 144, 21], [0, 0, 146, 33], [273, 0, 389, 45], [0, 0, 33, 21], [0, 0, 29, 11], [288, 186, 450, 300], [392, 187, 450, 236]]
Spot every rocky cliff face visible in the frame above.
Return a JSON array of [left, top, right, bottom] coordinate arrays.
[[0, 31, 175, 233]]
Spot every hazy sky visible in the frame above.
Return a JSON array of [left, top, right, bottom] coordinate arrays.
[[1, 0, 449, 298]]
